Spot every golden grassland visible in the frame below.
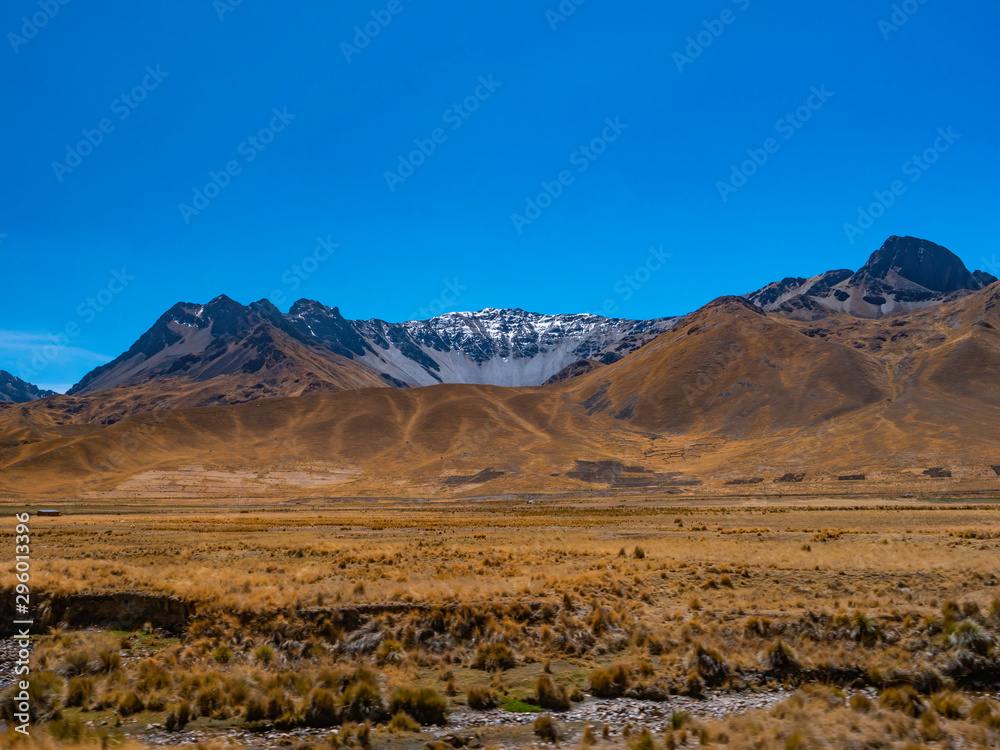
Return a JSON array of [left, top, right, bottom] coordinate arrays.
[[4, 495, 1000, 749]]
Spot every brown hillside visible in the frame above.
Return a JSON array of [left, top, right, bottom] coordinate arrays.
[[2, 286, 999, 499]]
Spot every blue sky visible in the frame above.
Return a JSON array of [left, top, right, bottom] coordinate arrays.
[[1, 0, 998, 391]]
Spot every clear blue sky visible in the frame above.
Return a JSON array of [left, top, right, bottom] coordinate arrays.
[[1, 0, 998, 391]]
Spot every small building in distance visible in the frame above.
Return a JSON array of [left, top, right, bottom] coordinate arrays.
[[37, 509, 60, 517]]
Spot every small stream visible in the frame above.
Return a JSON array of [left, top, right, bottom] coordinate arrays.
[[138, 690, 797, 747]]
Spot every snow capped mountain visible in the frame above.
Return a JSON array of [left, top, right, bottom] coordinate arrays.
[[68, 298, 679, 398], [746, 236, 997, 319], [281, 302, 678, 387], [355, 307, 677, 387], [0, 371, 55, 404]]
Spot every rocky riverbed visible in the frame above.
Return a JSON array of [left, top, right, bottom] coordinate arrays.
[[134, 690, 796, 748], [0, 636, 31, 691]]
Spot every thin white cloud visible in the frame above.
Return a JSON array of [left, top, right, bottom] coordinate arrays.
[[0, 330, 112, 363]]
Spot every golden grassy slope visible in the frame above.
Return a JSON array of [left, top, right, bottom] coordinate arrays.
[[1, 286, 998, 499]]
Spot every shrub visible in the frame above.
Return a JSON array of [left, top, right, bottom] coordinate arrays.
[[970, 699, 996, 724], [65, 676, 95, 708], [266, 688, 290, 721], [920, 710, 943, 741], [690, 644, 729, 687], [356, 720, 372, 749], [633, 546, 646, 559], [667, 711, 692, 730], [389, 711, 421, 732], [744, 616, 774, 638], [46, 718, 87, 743], [467, 686, 499, 710], [849, 612, 882, 646], [118, 691, 145, 717], [389, 687, 448, 726], [60, 650, 92, 677], [97, 648, 122, 673], [930, 690, 966, 719], [212, 644, 234, 664], [254, 644, 275, 664], [245, 696, 268, 723], [305, 688, 341, 728], [942, 600, 962, 623], [850, 694, 873, 713], [630, 728, 655, 750], [136, 660, 171, 692], [472, 642, 516, 671], [879, 686, 925, 717], [684, 672, 704, 697], [589, 663, 631, 698], [376, 638, 404, 665], [340, 668, 385, 723], [763, 640, 800, 673], [196, 683, 226, 717], [0, 671, 61, 724], [947, 621, 993, 655], [535, 675, 571, 712], [533, 713, 561, 743]]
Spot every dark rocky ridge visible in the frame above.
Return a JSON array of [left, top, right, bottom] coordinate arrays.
[[0, 370, 55, 404], [746, 236, 996, 319]]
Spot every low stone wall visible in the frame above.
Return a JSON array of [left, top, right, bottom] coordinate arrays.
[[0, 591, 193, 635]]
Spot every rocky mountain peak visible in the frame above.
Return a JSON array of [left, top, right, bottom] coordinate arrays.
[[746, 236, 996, 319], [0, 371, 55, 404], [852, 236, 994, 293]]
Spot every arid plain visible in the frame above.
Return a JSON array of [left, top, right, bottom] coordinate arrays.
[[3, 496, 1000, 750]]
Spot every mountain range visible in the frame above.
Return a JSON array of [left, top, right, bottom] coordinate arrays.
[[746, 235, 996, 319], [1, 235, 998, 499], [0, 371, 54, 404]]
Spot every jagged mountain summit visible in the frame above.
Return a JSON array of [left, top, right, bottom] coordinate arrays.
[[67, 297, 678, 404], [746, 236, 997, 319], [286, 301, 678, 387], [0, 370, 55, 404]]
